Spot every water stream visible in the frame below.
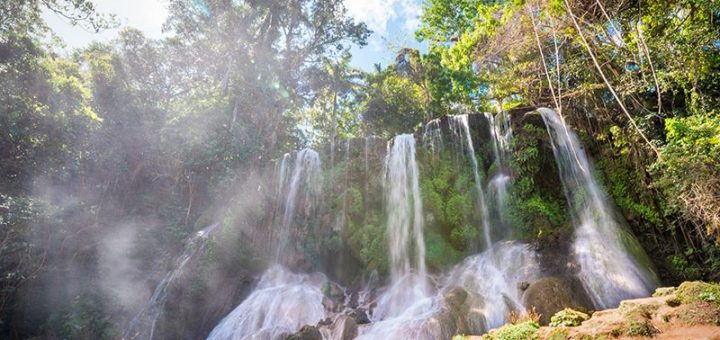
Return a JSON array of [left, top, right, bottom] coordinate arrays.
[[448, 115, 493, 249], [539, 107, 658, 309]]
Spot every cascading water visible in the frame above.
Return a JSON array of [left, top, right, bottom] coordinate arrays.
[[422, 118, 443, 160], [539, 107, 658, 309], [276, 148, 321, 262], [207, 149, 327, 340], [359, 134, 442, 339], [206, 266, 327, 340], [443, 241, 542, 332], [124, 223, 220, 340], [484, 111, 513, 226], [448, 115, 492, 249], [376, 134, 430, 318]]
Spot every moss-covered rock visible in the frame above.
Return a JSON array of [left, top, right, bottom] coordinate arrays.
[[548, 309, 589, 327], [676, 281, 720, 305], [482, 320, 539, 340], [533, 281, 720, 339]]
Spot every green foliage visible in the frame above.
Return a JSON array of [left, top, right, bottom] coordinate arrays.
[[425, 231, 463, 270], [549, 308, 590, 327], [653, 114, 720, 244], [482, 320, 540, 340], [420, 150, 480, 261], [362, 70, 430, 137], [676, 281, 720, 305], [47, 293, 117, 340], [625, 319, 655, 337], [506, 122, 569, 242]]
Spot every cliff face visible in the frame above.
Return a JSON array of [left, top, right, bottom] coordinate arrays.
[[162, 107, 660, 338], [259, 107, 576, 286]]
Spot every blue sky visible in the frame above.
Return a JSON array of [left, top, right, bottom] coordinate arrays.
[[43, 0, 427, 72]]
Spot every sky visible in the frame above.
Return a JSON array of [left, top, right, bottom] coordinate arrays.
[[43, 0, 427, 71]]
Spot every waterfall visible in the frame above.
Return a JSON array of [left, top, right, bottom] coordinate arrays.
[[448, 115, 492, 249], [124, 223, 220, 340], [443, 241, 542, 332], [376, 134, 430, 318], [206, 266, 327, 340], [276, 148, 321, 262], [207, 149, 327, 340], [485, 111, 513, 227], [539, 107, 658, 309], [422, 118, 443, 160]]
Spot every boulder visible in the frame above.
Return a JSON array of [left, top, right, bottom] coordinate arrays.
[[522, 276, 591, 325], [319, 315, 358, 340], [436, 286, 487, 335], [285, 325, 322, 340]]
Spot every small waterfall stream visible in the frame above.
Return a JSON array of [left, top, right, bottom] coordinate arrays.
[[448, 115, 493, 249], [539, 107, 658, 309], [207, 149, 327, 340], [124, 223, 220, 340]]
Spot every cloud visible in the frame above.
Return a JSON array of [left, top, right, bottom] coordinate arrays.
[[345, 0, 422, 35]]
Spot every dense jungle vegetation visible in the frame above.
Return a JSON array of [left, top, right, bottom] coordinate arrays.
[[1, 0, 719, 338]]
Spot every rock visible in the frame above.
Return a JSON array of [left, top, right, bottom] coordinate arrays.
[[522, 276, 591, 325], [653, 286, 676, 297], [322, 296, 342, 313], [517, 281, 530, 291], [435, 286, 487, 335], [319, 315, 358, 340], [534, 281, 720, 339], [285, 325, 322, 340], [548, 308, 589, 327], [345, 307, 370, 324]]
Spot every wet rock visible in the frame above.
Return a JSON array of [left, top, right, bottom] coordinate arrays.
[[319, 315, 358, 340], [522, 276, 591, 325], [346, 307, 370, 324], [518, 281, 530, 291], [285, 325, 322, 340], [436, 286, 487, 335], [322, 296, 342, 313]]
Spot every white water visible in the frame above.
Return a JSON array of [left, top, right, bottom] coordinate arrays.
[[124, 223, 220, 340], [443, 241, 541, 332], [374, 134, 431, 319], [360, 241, 541, 339], [539, 107, 658, 309], [422, 118, 443, 160], [485, 111, 513, 226], [276, 148, 321, 261], [448, 115, 492, 249], [206, 265, 327, 340]]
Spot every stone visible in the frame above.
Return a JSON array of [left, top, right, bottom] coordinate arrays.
[[522, 276, 591, 325], [285, 325, 322, 340]]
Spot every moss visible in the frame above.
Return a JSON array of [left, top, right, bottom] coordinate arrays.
[[625, 319, 656, 337], [676, 281, 720, 305], [652, 286, 676, 297], [545, 328, 568, 340], [425, 231, 462, 270], [666, 296, 681, 307], [549, 309, 589, 327], [482, 320, 539, 340], [505, 123, 570, 243]]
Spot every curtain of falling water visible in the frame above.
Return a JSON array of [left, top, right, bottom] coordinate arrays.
[[539, 107, 658, 309]]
